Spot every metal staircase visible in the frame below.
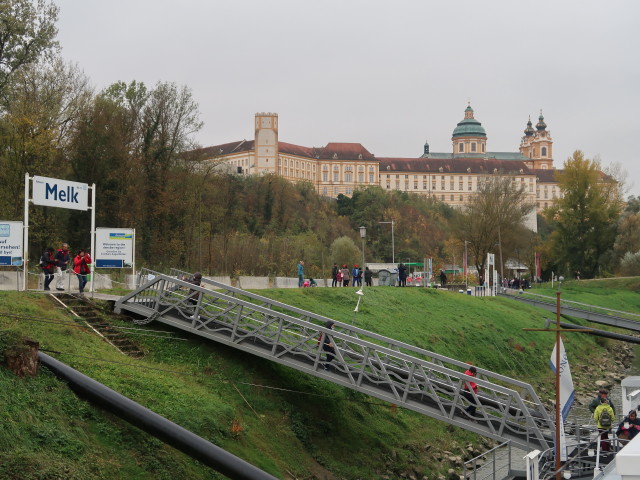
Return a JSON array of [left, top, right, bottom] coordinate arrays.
[[114, 269, 555, 451]]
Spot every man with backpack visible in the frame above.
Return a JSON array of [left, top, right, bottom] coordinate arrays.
[[40, 247, 57, 291], [594, 397, 615, 452]]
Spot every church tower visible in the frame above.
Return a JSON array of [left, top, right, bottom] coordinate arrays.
[[520, 111, 553, 169], [452, 104, 487, 156], [254, 112, 278, 174]]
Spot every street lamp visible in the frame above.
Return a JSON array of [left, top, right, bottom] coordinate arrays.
[[378, 220, 395, 264], [359, 226, 366, 287]]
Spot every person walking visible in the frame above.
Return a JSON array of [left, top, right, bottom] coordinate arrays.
[[439, 269, 447, 287], [321, 320, 336, 371], [462, 366, 479, 417], [340, 264, 350, 287], [398, 263, 407, 287], [297, 261, 305, 288], [40, 247, 57, 291], [73, 249, 92, 293], [589, 389, 616, 417], [352, 265, 360, 287], [364, 267, 373, 287], [331, 263, 339, 287], [54, 243, 71, 291], [594, 397, 615, 452]]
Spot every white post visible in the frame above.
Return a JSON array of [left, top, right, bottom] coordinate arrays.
[[132, 228, 136, 285], [391, 220, 395, 264], [89, 183, 96, 294], [523, 450, 540, 480], [23, 173, 30, 291]]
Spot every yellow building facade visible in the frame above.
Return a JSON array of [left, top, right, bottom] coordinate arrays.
[[192, 107, 562, 213]]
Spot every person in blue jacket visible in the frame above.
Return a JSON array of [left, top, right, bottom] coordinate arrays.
[[297, 260, 304, 287]]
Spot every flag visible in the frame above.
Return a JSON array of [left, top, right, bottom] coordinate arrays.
[[550, 338, 575, 461]]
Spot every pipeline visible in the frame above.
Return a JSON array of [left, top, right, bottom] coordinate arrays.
[[38, 352, 277, 480], [551, 320, 640, 344]]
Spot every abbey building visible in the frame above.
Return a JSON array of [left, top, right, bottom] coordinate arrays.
[[192, 105, 562, 214]]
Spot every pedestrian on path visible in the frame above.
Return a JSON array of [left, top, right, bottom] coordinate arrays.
[[297, 261, 305, 288], [73, 249, 92, 293], [462, 366, 479, 417], [54, 243, 71, 291], [40, 247, 56, 291], [594, 398, 615, 452]]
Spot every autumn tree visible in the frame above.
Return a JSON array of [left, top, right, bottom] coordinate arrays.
[[0, 0, 59, 99], [451, 174, 536, 280], [545, 150, 622, 278]]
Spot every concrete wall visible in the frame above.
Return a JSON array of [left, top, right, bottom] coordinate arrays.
[[0, 271, 23, 290], [238, 276, 270, 289], [274, 277, 299, 288]]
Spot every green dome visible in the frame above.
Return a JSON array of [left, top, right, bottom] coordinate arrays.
[[452, 118, 486, 138]]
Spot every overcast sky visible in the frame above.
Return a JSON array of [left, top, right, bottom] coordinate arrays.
[[55, 1, 640, 196]]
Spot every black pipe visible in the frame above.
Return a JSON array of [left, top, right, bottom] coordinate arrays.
[[38, 352, 278, 480], [552, 320, 640, 344]]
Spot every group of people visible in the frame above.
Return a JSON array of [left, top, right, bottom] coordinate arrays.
[[40, 243, 92, 293], [590, 388, 640, 453], [330, 263, 372, 287]]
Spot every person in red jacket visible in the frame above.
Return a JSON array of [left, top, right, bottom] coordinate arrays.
[[73, 249, 92, 293], [41, 247, 57, 291], [462, 366, 479, 416]]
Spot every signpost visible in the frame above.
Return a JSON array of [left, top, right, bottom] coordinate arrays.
[[95, 228, 135, 270], [24, 174, 96, 292]]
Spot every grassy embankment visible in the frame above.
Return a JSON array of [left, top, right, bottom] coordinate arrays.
[[0, 281, 636, 479]]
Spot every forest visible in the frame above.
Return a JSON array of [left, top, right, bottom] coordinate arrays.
[[1, 0, 639, 281]]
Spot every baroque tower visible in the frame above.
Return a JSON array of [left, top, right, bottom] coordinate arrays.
[[520, 111, 553, 169], [254, 112, 278, 174]]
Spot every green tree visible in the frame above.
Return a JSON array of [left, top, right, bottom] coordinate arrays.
[[545, 150, 622, 278], [0, 0, 59, 98], [330, 236, 360, 267]]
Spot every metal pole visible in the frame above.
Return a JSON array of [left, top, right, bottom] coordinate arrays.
[[23, 173, 30, 291], [89, 183, 96, 294], [555, 290, 561, 480], [391, 220, 395, 264], [361, 236, 365, 288]]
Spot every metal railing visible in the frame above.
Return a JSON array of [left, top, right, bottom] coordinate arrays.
[[116, 270, 555, 451]]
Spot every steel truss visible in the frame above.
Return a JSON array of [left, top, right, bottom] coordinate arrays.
[[114, 269, 555, 451]]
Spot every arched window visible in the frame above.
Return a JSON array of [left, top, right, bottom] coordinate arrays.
[[458, 143, 464, 153], [541, 146, 547, 157]]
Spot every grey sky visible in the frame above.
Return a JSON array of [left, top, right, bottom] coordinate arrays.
[[55, 0, 640, 196]]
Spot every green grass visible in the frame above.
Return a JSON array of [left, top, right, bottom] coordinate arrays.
[[0, 280, 638, 479]]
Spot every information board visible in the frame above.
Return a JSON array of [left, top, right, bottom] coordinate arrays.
[[95, 228, 134, 268], [0, 221, 24, 266]]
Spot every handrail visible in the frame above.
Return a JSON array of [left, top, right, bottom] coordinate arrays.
[[119, 271, 555, 450]]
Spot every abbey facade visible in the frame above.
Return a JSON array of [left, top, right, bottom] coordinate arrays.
[[193, 106, 562, 214]]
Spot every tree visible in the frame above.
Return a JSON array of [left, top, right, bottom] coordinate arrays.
[[0, 0, 59, 99], [545, 150, 622, 278], [451, 174, 535, 280], [330, 236, 360, 267]]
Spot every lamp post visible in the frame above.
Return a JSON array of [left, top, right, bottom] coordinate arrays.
[[359, 226, 366, 287], [378, 220, 395, 264]]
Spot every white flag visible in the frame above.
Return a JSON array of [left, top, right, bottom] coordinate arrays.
[[550, 338, 575, 461]]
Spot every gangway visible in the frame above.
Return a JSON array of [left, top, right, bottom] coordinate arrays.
[[498, 290, 640, 333], [115, 270, 555, 451]]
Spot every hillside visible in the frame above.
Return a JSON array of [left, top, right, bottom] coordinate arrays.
[[0, 283, 635, 479]]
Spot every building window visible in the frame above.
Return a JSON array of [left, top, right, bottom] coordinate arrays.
[[369, 174, 374, 183], [414, 182, 418, 189], [346, 187, 352, 195], [450, 195, 454, 201], [458, 143, 464, 153], [345, 173, 353, 182], [471, 143, 476, 152], [441, 182, 445, 190], [323, 172, 328, 182], [333, 173, 339, 182], [386, 183, 390, 189], [358, 173, 364, 183], [423, 182, 427, 189], [459, 195, 463, 201], [450, 181, 454, 190], [541, 146, 547, 157], [482, 144, 485, 153], [441, 195, 445, 201]]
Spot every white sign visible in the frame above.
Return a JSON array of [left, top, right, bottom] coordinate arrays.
[[32, 176, 89, 211], [0, 221, 23, 266], [95, 228, 134, 268]]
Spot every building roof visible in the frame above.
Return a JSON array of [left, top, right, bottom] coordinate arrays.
[[378, 157, 533, 175], [421, 151, 530, 161], [316, 143, 376, 160], [191, 140, 254, 158], [531, 168, 559, 183]]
